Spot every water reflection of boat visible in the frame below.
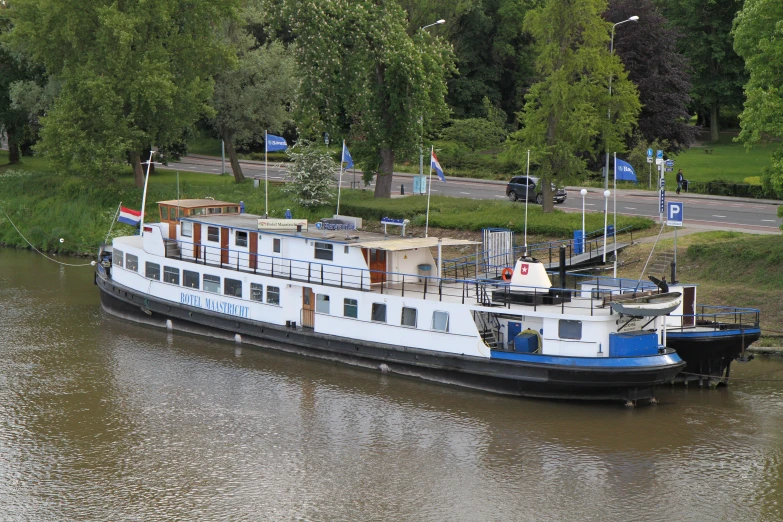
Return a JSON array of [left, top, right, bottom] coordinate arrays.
[[95, 198, 684, 404], [577, 276, 760, 386]]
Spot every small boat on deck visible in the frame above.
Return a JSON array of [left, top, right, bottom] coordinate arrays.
[[609, 292, 682, 317]]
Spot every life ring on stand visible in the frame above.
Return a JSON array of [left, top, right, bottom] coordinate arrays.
[[501, 267, 513, 281]]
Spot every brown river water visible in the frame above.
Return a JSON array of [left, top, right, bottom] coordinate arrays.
[[1, 248, 783, 521]]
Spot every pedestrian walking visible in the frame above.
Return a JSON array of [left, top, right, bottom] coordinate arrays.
[[676, 169, 684, 195]]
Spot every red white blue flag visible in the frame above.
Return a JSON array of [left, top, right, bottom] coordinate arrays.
[[431, 151, 446, 182], [118, 206, 141, 226]]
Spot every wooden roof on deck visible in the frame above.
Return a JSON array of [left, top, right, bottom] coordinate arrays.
[[156, 199, 238, 208], [351, 237, 480, 251]]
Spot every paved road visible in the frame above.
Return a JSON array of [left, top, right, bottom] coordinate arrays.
[[162, 155, 783, 233]]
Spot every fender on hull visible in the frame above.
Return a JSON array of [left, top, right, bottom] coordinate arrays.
[[97, 274, 683, 403]]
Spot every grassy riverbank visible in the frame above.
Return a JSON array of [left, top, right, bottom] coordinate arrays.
[[616, 230, 783, 337], [0, 168, 653, 255]]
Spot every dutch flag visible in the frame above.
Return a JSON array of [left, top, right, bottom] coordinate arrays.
[[431, 151, 446, 182], [118, 206, 141, 227]]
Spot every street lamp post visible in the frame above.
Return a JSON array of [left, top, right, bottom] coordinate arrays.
[[580, 188, 587, 253], [604, 15, 639, 190], [419, 19, 445, 178], [603, 189, 611, 263]]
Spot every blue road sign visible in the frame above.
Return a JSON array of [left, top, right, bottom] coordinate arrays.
[[667, 201, 683, 227], [647, 148, 653, 157], [665, 159, 675, 167], [656, 150, 664, 159]]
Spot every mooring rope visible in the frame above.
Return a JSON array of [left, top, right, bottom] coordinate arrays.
[[2, 210, 95, 267]]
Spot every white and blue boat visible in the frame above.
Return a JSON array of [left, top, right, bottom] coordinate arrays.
[[95, 199, 685, 404]]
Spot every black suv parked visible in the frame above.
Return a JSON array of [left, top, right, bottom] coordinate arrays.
[[506, 176, 567, 204]]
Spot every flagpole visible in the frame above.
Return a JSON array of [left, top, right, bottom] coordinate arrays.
[[337, 140, 345, 216], [425, 145, 434, 238], [264, 130, 269, 217], [104, 202, 122, 244], [139, 150, 154, 235], [524, 149, 530, 255], [613, 152, 617, 278]]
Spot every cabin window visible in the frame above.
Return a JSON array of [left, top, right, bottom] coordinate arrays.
[[145, 262, 160, 280], [273, 238, 281, 253], [344, 246, 349, 254], [225, 206, 238, 214], [183, 270, 199, 289], [126, 254, 139, 272], [432, 311, 449, 332], [314, 242, 333, 261], [163, 266, 180, 285], [235, 231, 248, 247], [208, 207, 223, 214], [181, 222, 192, 238], [401, 307, 417, 328], [371, 303, 387, 323], [160, 207, 169, 221], [224, 278, 242, 297], [192, 208, 205, 216], [559, 320, 582, 340], [250, 283, 263, 302], [113, 249, 124, 268], [207, 226, 219, 242], [316, 294, 330, 314], [344, 298, 358, 318], [267, 286, 280, 305], [203, 274, 221, 293]]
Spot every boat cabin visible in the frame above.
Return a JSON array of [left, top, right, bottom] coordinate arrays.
[[157, 199, 240, 239]]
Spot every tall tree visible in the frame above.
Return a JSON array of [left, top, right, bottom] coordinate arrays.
[[510, 0, 640, 212], [607, 0, 698, 153], [0, 9, 34, 164], [654, 0, 746, 143], [211, 5, 297, 183], [733, 0, 783, 197], [287, 0, 453, 198], [4, 0, 237, 186]]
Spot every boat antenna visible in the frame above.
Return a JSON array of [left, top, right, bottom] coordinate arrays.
[[635, 222, 666, 291]]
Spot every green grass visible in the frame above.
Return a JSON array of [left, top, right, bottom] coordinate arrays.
[[0, 151, 58, 174], [671, 132, 775, 184], [0, 165, 654, 256]]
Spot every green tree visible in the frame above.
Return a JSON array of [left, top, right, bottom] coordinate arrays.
[[287, 0, 454, 198], [4, 0, 237, 186], [441, 97, 507, 151], [655, 0, 746, 143], [510, 0, 640, 212], [733, 0, 783, 200], [284, 141, 337, 208], [211, 7, 297, 183]]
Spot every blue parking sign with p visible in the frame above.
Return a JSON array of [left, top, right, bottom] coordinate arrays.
[[667, 201, 683, 227]]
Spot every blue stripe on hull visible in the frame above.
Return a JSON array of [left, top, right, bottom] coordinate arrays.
[[490, 350, 683, 368], [667, 328, 761, 339]]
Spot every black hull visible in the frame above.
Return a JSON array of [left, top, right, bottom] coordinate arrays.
[[96, 273, 683, 403], [667, 329, 760, 385]]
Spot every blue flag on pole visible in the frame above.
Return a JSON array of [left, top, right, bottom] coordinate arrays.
[[266, 134, 287, 152], [342, 142, 354, 169], [615, 158, 637, 182]]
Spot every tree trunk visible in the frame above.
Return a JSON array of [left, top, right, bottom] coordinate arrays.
[[374, 147, 394, 198], [130, 150, 144, 188], [7, 129, 19, 165], [541, 176, 554, 213], [222, 129, 244, 182], [710, 103, 719, 143]]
